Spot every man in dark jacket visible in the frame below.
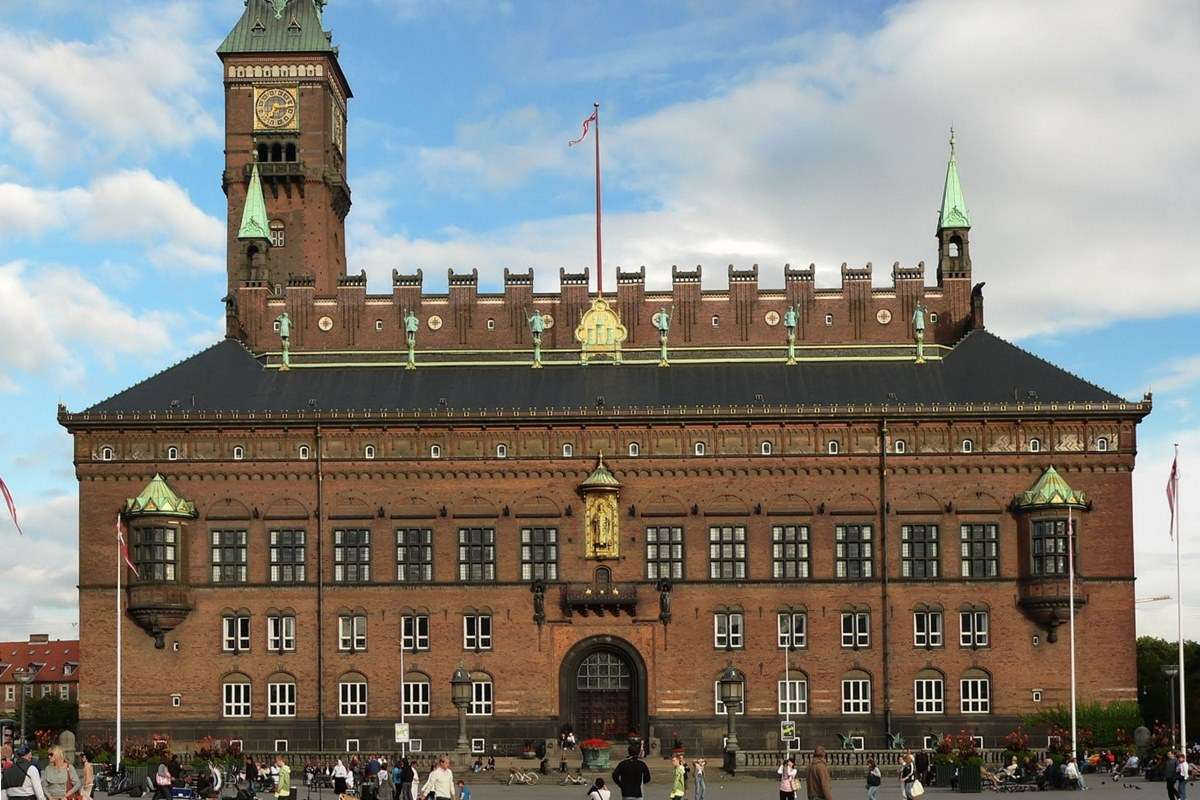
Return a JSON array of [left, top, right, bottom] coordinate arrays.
[[805, 746, 833, 800], [611, 744, 651, 800]]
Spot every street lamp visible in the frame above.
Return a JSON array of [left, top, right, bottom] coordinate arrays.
[[13, 667, 36, 746], [718, 663, 743, 775], [450, 664, 472, 764], [1162, 664, 1180, 748]]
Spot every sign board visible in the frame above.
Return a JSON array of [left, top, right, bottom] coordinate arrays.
[[394, 723, 410, 744], [780, 720, 796, 741]]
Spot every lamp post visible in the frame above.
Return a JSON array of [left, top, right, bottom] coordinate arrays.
[[450, 664, 472, 766], [718, 663, 743, 775], [1163, 664, 1180, 748], [13, 667, 36, 746]]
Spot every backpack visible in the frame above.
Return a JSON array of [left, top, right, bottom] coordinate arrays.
[[2, 762, 31, 791]]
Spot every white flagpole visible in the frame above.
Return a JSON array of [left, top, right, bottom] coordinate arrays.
[[1176, 444, 1187, 749], [1068, 504, 1077, 759], [116, 514, 123, 771]]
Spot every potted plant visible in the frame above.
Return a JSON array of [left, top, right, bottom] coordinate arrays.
[[581, 738, 612, 769], [626, 731, 643, 753], [671, 736, 685, 759], [521, 739, 537, 759], [932, 736, 957, 787], [955, 732, 983, 793]]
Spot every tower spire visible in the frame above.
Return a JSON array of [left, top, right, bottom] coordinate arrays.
[[237, 162, 271, 242], [938, 127, 970, 231]]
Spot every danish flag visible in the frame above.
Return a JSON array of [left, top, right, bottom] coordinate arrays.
[[117, 514, 139, 577], [0, 476, 22, 535], [1167, 453, 1180, 540]]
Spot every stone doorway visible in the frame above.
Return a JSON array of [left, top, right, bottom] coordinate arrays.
[[559, 635, 648, 741]]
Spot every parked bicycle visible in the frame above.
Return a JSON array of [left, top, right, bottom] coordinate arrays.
[[505, 767, 540, 785]]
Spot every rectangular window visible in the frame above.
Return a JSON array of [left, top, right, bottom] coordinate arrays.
[[960, 610, 990, 647], [59, 684, 70, 700], [961, 677, 991, 713], [6, 685, 16, 702], [132, 526, 177, 581], [840, 612, 870, 648], [222, 615, 251, 652], [402, 681, 430, 716], [274, 740, 289, 753], [777, 612, 807, 648], [41, 685, 51, 697], [713, 612, 744, 649], [835, 525, 873, 579], [469, 681, 493, 716], [841, 679, 871, 714], [914, 678, 944, 714], [463, 615, 492, 651], [269, 529, 306, 583], [396, 528, 433, 582], [708, 525, 747, 580], [520, 527, 559, 581], [267, 615, 296, 652], [458, 528, 496, 582], [913, 610, 943, 648], [778, 679, 808, 715], [223, 682, 251, 717], [901, 525, 939, 578], [646, 526, 684, 580], [713, 681, 745, 716], [960, 523, 999, 578], [401, 614, 430, 651], [1032, 519, 1074, 576], [334, 529, 371, 583], [267, 682, 296, 717], [338, 614, 367, 651], [771, 524, 810, 579], [211, 530, 248, 583], [339, 682, 367, 717]]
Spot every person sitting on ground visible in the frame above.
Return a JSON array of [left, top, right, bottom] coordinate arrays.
[[1064, 756, 1086, 791], [454, 779, 470, 800], [485, 757, 494, 772]]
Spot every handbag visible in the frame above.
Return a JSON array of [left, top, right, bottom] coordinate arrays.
[[911, 778, 925, 798]]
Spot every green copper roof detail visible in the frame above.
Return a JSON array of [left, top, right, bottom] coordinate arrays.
[[581, 454, 621, 489], [938, 128, 971, 230], [125, 474, 198, 519], [1013, 466, 1089, 511], [217, 0, 334, 55], [238, 163, 271, 242]]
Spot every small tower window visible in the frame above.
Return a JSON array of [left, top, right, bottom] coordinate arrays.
[[711, 315, 720, 328], [364, 445, 376, 460], [284, 142, 297, 162], [99, 446, 114, 462], [948, 241, 960, 257], [375, 319, 384, 331], [961, 439, 974, 454], [1096, 437, 1109, 452], [257, 143, 269, 163], [167, 446, 179, 461], [1028, 438, 1041, 453], [270, 142, 283, 162], [827, 440, 840, 455], [269, 220, 285, 248], [760, 441, 773, 456], [824, 313, 834, 326], [430, 444, 442, 459], [496, 444, 508, 459], [930, 312, 938, 323], [694, 442, 706, 456], [893, 439, 907, 454], [562, 443, 574, 458], [628, 442, 640, 457], [171, 693, 182, 708], [486, 319, 496, 331], [233, 446, 245, 461], [298, 445, 310, 460]]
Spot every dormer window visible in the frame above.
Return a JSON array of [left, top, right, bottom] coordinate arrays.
[[167, 446, 179, 461]]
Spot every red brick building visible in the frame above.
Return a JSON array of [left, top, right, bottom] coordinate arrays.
[[1, 635, 81, 720], [59, 0, 1148, 755]]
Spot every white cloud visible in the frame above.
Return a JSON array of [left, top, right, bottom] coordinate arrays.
[[0, 493, 79, 641]]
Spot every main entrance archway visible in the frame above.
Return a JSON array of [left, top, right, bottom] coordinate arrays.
[[559, 636, 648, 740]]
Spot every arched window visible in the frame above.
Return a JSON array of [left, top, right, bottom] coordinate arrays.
[[232, 446, 245, 461], [222, 674, 251, 718], [948, 240, 960, 257], [628, 442, 640, 457], [486, 318, 496, 331], [364, 445, 375, 460], [827, 440, 840, 455], [266, 673, 296, 718], [375, 319, 384, 331], [269, 220, 285, 248], [914, 668, 944, 714], [760, 441, 773, 456], [930, 312, 938, 323], [496, 444, 508, 459], [401, 671, 431, 717], [893, 439, 906, 454], [430, 444, 442, 459], [338, 673, 368, 717], [257, 143, 269, 163], [841, 669, 871, 714], [167, 446, 179, 461], [99, 446, 114, 462], [270, 142, 282, 162], [1096, 437, 1109, 452], [468, 672, 493, 716], [562, 443, 574, 458], [1028, 438, 1041, 453], [778, 669, 808, 716], [284, 142, 297, 162], [298, 445, 310, 460], [960, 668, 991, 714], [711, 315, 720, 328], [961, 438, 974, 453], [824, 313, 834, 326], [694, 442, 706, 456]]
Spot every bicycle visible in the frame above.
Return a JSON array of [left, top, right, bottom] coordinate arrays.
[[559, 772, 586, 786], [506, 768, 540, 785]]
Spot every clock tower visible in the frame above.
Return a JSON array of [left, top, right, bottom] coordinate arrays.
[[218, 0, 351, 298]]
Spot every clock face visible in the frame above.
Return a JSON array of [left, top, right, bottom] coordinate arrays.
[[254, 87, 298, 129]]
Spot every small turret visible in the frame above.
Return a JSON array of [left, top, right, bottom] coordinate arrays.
[[237, 162, 272, 284], [936, 128, 971, 284]]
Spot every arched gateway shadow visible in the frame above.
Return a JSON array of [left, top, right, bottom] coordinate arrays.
[[558, 635, 649, 740]]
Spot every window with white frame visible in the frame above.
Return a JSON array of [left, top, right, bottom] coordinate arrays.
[[333, 528, 371, 583], [167, 446, 179, 461], [222, 614, 251, 652], [430, 444, 442, 458], [100, 446, 114, 461], [402, 677, 430, 716], [298, 445, 310, 460], [364, 445, 376, 460], [827, 440, 840, 455], [469, 678, 493, 715], [894, 439, 907, 454], [339, 678, 368, 716], [841, 674, 871, 714], [41, 685, 51, 697], [5, 685, 15, 702], [401, 614, 430, 651], [961, 438, 974, 453], [267, 680, 296, 717], [345, 739, 359, 752], [562, 443, 574, 457], [960, 609, 989, 648], [713, 679, 745, 715], [713, 612, 744, 649], [338, 614, 367, 651], [233, 446, 245, 460], [222, 678, 251, 717], [463, 614, 492, 651], [760, 440, 773, 455], [1028, 437, 1041, 453], [900, 524, 939, 578], [835, 525, 873, 578], [267, 614, 296, 652], [396, 528, 433, 582], [694, 441, 706, 456], [824, 313, 833, 326], [960, 523, 999, 578], [59, 684, 70, 700], [1096, 437, 1109, 452], [274, 739, 289, 752], [777, 612, 807, 649], [269, 220, 285, 248], [914, 674, 944, 714], [708, 525, 747, 579], [841, 611, 869, 648], [628, 442, 640, 457], [913, 609, 943, 648], [961, 672, 991, 713], [270, 529, 306, 583], [778, 675, 808, 715], [496, 443, 508, 458], [772, 524, 810, 579]]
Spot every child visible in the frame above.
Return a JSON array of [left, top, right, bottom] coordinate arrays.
[[455, 779, 472, 800]]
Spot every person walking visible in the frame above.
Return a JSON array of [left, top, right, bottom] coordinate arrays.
[[397, 759, 414, 800], [40, 746, 81, 800], [692, 759, 706, 800], [669, 754, 686, 800], [900, 753, 917, 800], [4, 746, 48, 800], [332, 759, 350, 800], [406, 761, 420, 800], [777, 757, 799, 800], [804, 747, 833, 800], [610, 744, 652, 800], [78, 754, 94, 800], [1178, 752, 1190, 800], [273, 756, 291, 800], [151, 764, 173, 800], [245, 757, 259, 791], [419, 757, 453, 800], [865, 758, 881, 800]]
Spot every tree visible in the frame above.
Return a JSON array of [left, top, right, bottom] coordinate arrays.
[[24, 696, 79, 735], [1137, 636, 1200, 737]]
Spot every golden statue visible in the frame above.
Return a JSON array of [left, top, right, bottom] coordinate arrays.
[[580, 455, 621, 558]]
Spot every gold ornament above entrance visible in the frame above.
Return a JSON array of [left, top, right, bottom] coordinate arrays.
[[575, 297, 628, 364], [580, 455, 621, 559]]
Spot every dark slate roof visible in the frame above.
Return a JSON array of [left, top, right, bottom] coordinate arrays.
[[81, 331, 1127, 415], [218, 0, 334, 55]]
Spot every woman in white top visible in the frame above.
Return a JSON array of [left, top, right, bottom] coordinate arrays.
[[332, 760, 350, 800], [419, 757, 454, 800], [587, 777, 611, 800], [406, 764, 420, 800]]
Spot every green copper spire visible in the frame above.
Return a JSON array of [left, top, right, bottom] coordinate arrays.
[[938, 128, 971, 230], [218, 0, 335, 55], [238, 162, 271, 242]]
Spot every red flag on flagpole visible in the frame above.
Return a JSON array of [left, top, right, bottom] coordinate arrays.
[[1167, 453, 1179, 540], [568, 109, 598, 147], [117, 514, 139, 577], [0, 476, 22, 535]]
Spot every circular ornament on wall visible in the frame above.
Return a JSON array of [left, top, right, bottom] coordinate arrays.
[[876, 309, 893, 324], [764, 310, 781, 327], [427, 315, 443, 330], [317, 315, 334, 331], [542, 314, 555, 329]]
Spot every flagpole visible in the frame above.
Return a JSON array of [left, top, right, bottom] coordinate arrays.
[[593, 102, 603, 296], [1176, 443, 1186, 749], [116, 513, 123, 771], [1068, 504, 1077, 759]]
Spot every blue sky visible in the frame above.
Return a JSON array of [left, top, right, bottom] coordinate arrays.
[[0, 0, 1196, 640]]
